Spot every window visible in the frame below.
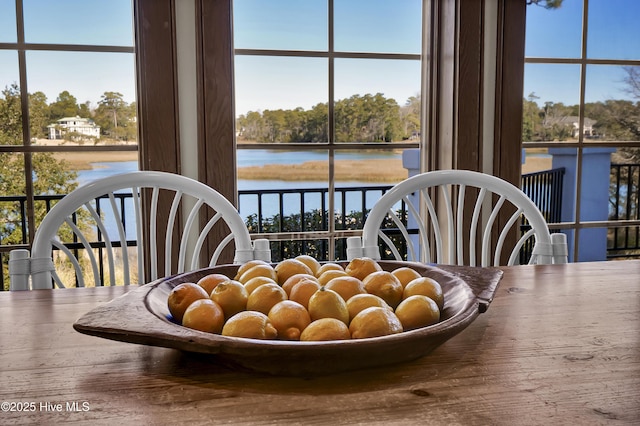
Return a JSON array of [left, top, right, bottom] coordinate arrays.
[[0, 0, 137, 287], [523, 0, 640, 261], [232, 0, 422, 261], [1, 0, 526, 289]]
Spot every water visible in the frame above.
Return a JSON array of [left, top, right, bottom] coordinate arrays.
[[76, 149, 403, 219], [77, 149, 402, 187]]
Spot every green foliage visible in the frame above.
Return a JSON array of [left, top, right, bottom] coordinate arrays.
[[243, 206, 409, 262], [0, 84, 89, 288], [1, 84, 137, 144], [0, 84, 22, 145], [29, 91, 51, 139], [94, 92, 137, 141], [237, 93, 418, 143], [0, 152, 79, 244], [523, 95, 640, 149], [527, 0, 564, 8], [49, 90, 81, 120], [244, 207, 368, 261]]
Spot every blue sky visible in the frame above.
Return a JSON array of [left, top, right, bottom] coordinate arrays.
[[0, 0, 135, 104], [233, 0, 422, 114], [524, 0, 640, 106], [1, 0, 638, 112]]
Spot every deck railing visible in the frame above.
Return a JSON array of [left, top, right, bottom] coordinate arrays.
[[608, 163, 640, 258], [1, 168, 567, 289]]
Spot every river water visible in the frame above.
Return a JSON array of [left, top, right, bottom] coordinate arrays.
[[76, 149, 404, 218]]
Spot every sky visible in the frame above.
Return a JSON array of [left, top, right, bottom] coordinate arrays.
[[1, 0, 639, 113], [232, 0, 422, 115], [524, 0, 640, 106], [0, 0, 136, 105]]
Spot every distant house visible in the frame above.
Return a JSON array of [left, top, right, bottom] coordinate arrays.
[[48, 116, 101, 140], [544, 116, 597, 138]]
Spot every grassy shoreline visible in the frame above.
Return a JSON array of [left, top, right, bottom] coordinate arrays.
[[53, 150, 551, 181]]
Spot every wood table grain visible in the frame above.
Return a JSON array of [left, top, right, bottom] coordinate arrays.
[[1, 260, 639, 425]]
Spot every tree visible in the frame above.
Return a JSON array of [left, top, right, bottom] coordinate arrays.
[[96, 91, 124, 130], [527, 0, 564, 8], [29, 91, 50, 139], [95, 91, 136, 141], [400, 95, 421, 140], [49, 91, 80, 120], [0, 85, 80, 288], [236, 93, 412, 144], [614, 66, 640, 162], [0, 84, 22, 145], [522, 93, 541, 141]]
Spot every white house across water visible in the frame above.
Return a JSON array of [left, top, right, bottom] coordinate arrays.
[[48, 116, 101, 140]]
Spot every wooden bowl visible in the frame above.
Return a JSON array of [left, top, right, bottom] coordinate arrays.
[[74, 261, 502, 376]]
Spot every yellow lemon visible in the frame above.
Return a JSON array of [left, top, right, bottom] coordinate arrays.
[[395, 295, 440, 331], [209, 279, 248, 319], [307, 287, 349, 325], [403, 276, 444, 310], [182, 299, 225, 334], [246, 282, 288, 315], [317, 269, 349, 286], [346, 293, 392, 321], [281, 273, 319, 296], [167, 282, 210, 323], [233, 260, 270, 280], [196, 273, 230, 296], [289, 279, 321, 310], [349, 307, 403, 339], [221, 311, 278, 339], [345, 257, 382, 280], [295, 255, 322, 276], [237, 263, 277, 284], [268, 300, 311, 341], [300, 318, 351, 341], [391, 267, 422, 289], [315, 262, 344, 277], [324, 275, 366, 302], [362, 270, 404, 309], [274, 258, 314, 284], [243, 275, 278, 295]]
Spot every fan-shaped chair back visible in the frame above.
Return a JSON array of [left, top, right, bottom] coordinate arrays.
[[9, 171, 269, 290], [347, 170, 567, 266]]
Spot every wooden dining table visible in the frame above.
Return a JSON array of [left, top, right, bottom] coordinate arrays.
[[1, 260, 639, 425]]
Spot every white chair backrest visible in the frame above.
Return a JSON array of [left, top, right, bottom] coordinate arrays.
[[10, 171, 268, 290], [349, 170, 567, 266]]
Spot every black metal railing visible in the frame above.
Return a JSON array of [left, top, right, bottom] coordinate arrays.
[[521, 167, 565, 224], [238, 185, 393, 261], [519, 167, 565, 263], [1, 169, 567, 290], [608, 163, 640, 259]]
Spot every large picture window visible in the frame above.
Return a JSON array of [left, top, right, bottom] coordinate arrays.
[[523, 0, 640, 261], [232, 0, 422, 261], [0, 0, 137, 288]]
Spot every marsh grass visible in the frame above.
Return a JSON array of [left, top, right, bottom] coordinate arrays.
[[53, 246, 138, 287]]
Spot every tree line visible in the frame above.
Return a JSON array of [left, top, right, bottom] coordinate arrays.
[[0, 83, 137, 145], [523, 96, 640, 145], [236, 93, 421, 143], [523, 65, 640, 162]]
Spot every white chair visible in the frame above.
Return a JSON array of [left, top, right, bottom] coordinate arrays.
[[9, 171, 271, 290], [347, 170, 568, 266]]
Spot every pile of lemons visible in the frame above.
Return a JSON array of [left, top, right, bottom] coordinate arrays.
[[167, 256, 444, 341]]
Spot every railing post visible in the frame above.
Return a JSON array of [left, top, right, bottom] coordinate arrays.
[[402, 149, 420, 261], [9, 249, 31, 291], [549, 147, 616, 262]]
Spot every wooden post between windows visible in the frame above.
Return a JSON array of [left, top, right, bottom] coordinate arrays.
[[426, 0, 526, 264], [196, 0, 237, 264]]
